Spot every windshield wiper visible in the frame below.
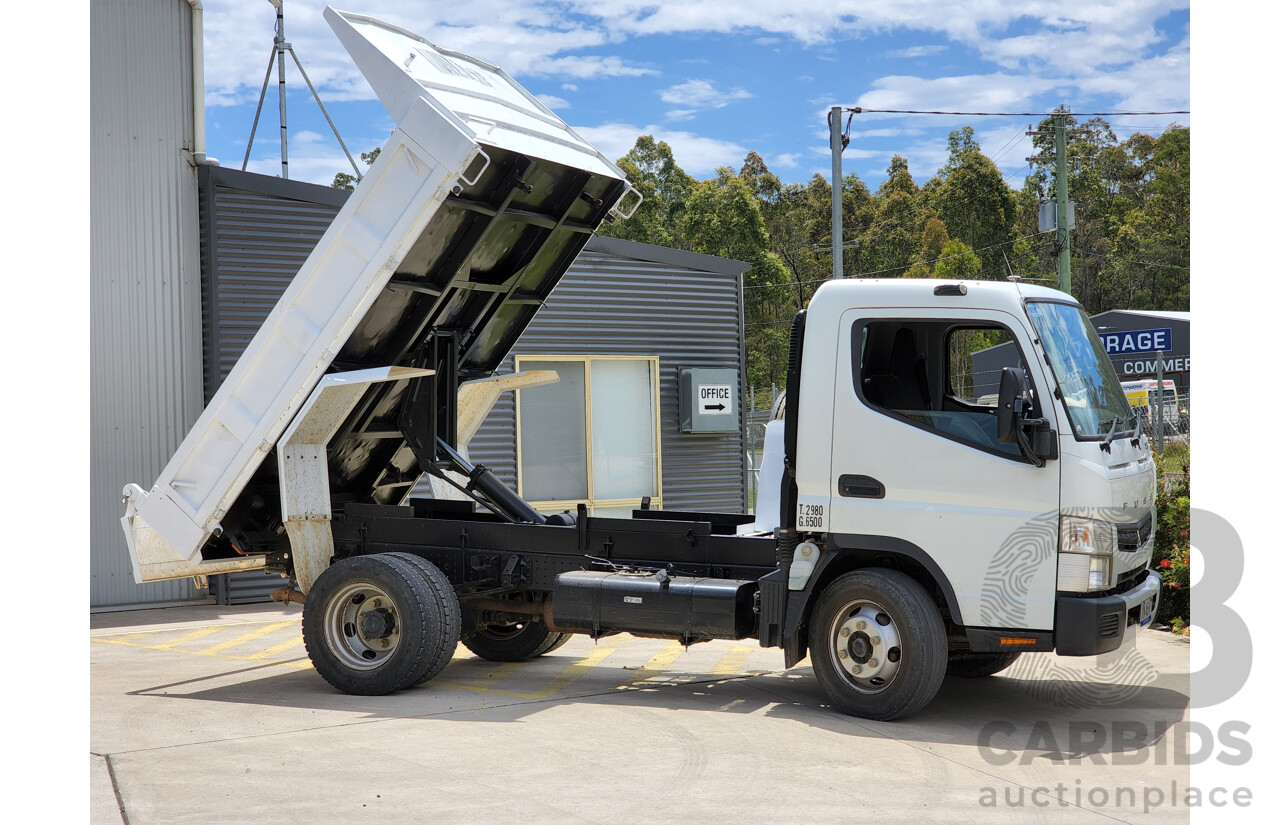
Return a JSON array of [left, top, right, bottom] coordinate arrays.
[[1100, 416, 1121, 453]]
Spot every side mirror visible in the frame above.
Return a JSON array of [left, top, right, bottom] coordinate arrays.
[[996, 367, 1031, 444]]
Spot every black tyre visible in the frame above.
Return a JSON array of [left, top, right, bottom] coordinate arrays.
[[807, 569, 947, 721], [382, 553, 462, 685], [946, 651, 1022, 678], [302, 554, 460, 695], [462, 618, 571, 662]]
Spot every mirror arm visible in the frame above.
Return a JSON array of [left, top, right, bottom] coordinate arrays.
[[1016, 424, 1047, 468]]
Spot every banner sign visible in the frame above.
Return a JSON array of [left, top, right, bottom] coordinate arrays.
[[1100, 327, 1173, 356]]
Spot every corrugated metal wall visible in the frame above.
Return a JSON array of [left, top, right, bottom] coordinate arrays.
[[90, 0, 203, 607], [468, 240, 750, 513]]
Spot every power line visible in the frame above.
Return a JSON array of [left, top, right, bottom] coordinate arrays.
[[1077, 251, 1190, 271], [746, 230, 1055, 291], [846, 108, 1190, 117]]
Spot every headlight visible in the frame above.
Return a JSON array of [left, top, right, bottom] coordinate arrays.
[[1058, 516, 1117, 592]]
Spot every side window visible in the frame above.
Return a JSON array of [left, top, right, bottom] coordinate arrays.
[[857, 321, 1028, 459], [516, 355, 663, 515], [948, 327, 1015, 405]]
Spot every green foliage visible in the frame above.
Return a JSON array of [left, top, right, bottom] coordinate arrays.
[[591, 118, 1189, 397], [933, 238, 982, 281], [596, 136, 696, 248], [1153, 453, 1191, 624], [331, 148, 382, 191], [928, 128, 1017, 276]]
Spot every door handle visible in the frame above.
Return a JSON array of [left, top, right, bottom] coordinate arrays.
[[839, 474, 885, 499]]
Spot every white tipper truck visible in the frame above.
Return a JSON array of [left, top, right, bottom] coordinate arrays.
[[120, 8, 1160, 721]]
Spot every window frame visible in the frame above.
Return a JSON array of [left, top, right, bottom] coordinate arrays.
[[514, 354, 664, 515], [850, 317, 1040, 464]]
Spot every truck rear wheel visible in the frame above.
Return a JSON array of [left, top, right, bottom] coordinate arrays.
[[382, 553, 463, 686], [303, 554, 460, 695], [946, 651, 1022, 678], [462, 620, 571, 662], [807, 569, 947, 721]]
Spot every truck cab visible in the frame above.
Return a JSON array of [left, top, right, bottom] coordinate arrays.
[[777, 279, 1160, 716]]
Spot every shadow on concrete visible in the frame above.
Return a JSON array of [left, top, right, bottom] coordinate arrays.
[[124, 648, 1191, 760]]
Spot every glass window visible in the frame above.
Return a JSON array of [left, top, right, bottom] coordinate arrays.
[[517, 360, 588, 501], [517, 356, 662, 513], [857, 320, 1028, 459], [1025, 301, 1134, 439]]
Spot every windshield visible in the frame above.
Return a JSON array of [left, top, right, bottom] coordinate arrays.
[[1025, 301, 1134, 438]]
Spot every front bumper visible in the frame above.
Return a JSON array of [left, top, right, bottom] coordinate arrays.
[[1055, 567, 1161, 656]]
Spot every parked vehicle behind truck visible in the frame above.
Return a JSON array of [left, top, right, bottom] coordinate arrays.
[[119, 8, 1160, 721]]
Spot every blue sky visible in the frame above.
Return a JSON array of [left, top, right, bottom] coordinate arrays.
[[201, 1, 1190, 190]]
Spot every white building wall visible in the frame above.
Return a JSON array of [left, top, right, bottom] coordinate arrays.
[[90, 0, 204, 606]]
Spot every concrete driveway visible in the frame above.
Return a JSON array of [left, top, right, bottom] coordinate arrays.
[[91, 603, 1191, 824]]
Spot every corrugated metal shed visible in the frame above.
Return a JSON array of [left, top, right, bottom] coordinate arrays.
[[90, 0, 203, 607], [197, 172, 749, 600]]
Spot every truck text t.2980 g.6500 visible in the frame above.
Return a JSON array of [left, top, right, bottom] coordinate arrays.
[[120, 7, 1160, 721]]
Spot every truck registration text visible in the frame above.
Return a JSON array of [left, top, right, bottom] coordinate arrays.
[[799, 504, 824, 530]]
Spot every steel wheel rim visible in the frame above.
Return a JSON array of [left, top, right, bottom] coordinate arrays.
[[323, 581, 402, 671], [828, 598, 903, 694], [478, 621, 528, 641]]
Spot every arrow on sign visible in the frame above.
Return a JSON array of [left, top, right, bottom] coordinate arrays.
[[703, 403, 726, 411]]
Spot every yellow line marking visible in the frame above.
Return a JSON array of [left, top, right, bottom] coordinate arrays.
[[150, 625, 230, 650], [626, 642, 686, 684], [529, 637, 628, 699], [92, 631, 164, 644], [247, 634, 305, 660], [194, 620, 299, 655], [452, 659, 527, 688], [711, 645, 755, 676]]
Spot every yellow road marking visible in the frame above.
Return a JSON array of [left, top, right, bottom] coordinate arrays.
[[247, 634, 306, 660], [195, 620, 299, 655], [150, 625, 230, 650], [626, 642, 686, 684], [711, 645, 755, 676], [529, 637, 628, 698]]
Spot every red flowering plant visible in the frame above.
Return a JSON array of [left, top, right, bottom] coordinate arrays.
[[1152, 454, 1191, 625]]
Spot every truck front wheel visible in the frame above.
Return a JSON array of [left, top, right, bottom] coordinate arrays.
[[807, 569, 947, 721], [303, 554, 460, 695]]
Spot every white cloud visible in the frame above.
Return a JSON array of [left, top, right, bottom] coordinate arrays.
[[854, 73, 1056, 115], [561, 83, 579, 92], [536, 94, 571, 110], [659, 79, 753, 108], [887, 45, 946, 59], [772, 153, 802, 168], [572, 122, 750, 176], [243, 149, 362, 187], [665, 109, 697, 122]]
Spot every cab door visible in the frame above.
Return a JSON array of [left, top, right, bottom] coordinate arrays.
[[827, 308, 1061, 630]]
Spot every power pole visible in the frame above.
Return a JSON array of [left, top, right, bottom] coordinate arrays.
[[829, 106, 844, 279], [1054, 113, 1071, 295], [242, 0, 362, 181], [274, 0, 289, 179]]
